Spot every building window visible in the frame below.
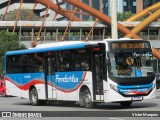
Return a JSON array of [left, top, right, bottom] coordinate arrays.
[[82, 0, 89, 20], [123, 0, 136, 13]]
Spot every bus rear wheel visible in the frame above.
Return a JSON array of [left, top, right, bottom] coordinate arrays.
[[29, 88, 39, 106], [119, 101, 132, 107]]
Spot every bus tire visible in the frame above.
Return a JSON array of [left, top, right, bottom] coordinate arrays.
[[2, 91, 6, 97], [84, 90, 94, 108], [119, 101, 132, 107], [29, 88, 39, 106], [79, 92, 85, 107]]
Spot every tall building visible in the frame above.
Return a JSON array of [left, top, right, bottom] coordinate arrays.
[[0, 0, 160, 21], [116, 0, 159, 14]]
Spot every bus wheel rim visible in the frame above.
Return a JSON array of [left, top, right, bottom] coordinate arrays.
[[85, 94, 91, 106], [32, 91, 37, 103]]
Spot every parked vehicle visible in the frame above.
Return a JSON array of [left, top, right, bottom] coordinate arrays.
[[0, 80, 6, 96]]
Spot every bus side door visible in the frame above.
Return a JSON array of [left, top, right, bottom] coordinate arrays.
[[46, 55, 57, 100], [92, 47, 104, 101]]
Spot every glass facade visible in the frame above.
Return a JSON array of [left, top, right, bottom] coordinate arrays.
[[123, 0, 136, 13], [92, 0, 100, 20], [103, 0, 109, 15], [82, 0, 89, 20], [143, 0, 159, 9]]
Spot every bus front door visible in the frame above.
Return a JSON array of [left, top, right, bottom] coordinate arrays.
[[46, 57, 57, 100], [92, 51, 104, 101]]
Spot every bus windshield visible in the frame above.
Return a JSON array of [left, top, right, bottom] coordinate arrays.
[[108, 51, 154, 78]]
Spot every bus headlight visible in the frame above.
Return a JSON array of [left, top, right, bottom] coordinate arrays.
[[110, 84, 118, 92]]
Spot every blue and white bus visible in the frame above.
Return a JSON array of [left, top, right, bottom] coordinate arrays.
[[4, 39, 156, 108]]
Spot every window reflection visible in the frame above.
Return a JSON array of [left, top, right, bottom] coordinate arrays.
[[109, 51, 154, 77]]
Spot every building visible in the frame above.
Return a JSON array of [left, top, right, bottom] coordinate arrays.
[[1, 0, 160, 21], [116, 0, 160, 14], [0, 0, 65, 21]]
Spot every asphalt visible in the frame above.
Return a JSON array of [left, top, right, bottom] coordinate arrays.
[[1, 89, 160, 98], [156, 88, 160, 99]]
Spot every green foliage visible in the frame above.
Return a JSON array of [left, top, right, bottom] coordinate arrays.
[[0, 31, 26, 77], [117, 11, 134, 21], [5, 9, 42, 21]]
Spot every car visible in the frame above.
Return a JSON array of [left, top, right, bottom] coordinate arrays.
[[0, 79, 6, 97], [155, 73, 160, 89]]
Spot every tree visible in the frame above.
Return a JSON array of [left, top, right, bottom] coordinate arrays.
[[0, 31, 26, 77], [4, 9, 42, 21], [117, 11, 134, 21]]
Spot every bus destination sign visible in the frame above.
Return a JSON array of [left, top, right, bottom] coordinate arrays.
[[111, 41, 150, 50]]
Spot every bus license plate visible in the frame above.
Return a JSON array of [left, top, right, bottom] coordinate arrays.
[[132, 97, 142, 101]]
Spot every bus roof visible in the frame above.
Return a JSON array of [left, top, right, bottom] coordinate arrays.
[[6, 39, 147, 56], [103, 38, 143, 42], [6, 41, 88, 56]]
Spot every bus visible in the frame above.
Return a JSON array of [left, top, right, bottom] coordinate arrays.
[[4, 39, 156, 108]]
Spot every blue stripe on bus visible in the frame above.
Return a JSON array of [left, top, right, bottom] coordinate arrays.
[[117, 83, 153, 95], [6, 71, 86, 92], [6, 73, 44, 85], [6, 43, 87, 55], [118, 83, 153, 89]]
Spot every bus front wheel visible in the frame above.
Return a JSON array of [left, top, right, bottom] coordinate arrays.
[[2, 91, 6, 97], [84, 90, 95, 108], [119, 101, 132, 107], [29, 88, 39, 106]]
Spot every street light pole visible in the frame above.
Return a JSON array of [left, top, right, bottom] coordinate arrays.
[[110, 0, 118, 39]]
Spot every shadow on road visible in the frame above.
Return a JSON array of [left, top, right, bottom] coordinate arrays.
[[12, 100, 158, 110]]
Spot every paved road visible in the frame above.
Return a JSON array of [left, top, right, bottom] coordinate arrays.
[[0, 90, 160, 120]]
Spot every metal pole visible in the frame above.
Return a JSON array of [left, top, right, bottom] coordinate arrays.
[[19, 26, 21, 41], [148, 28, 150, 40], [44, 29, 46, 42], [103, 28, 105, 40], [68, 28, 70, 41], [32, 28, 34, 41], [80, 28, 82, 41], [56, 28, 58, 41], [91, 29, 93, 40], [158, 28, 160, 40], [110, 0, 118, 39]]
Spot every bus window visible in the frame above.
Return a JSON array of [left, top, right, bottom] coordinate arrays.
[[58, 51, 72, 72], [6, 55, 21, 74], [47, 52, 56, 75], [73, 49, 90, 71], [109, 51, 154, 77], [31, 53, 44, 72], [19, 54, 31, 73]]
